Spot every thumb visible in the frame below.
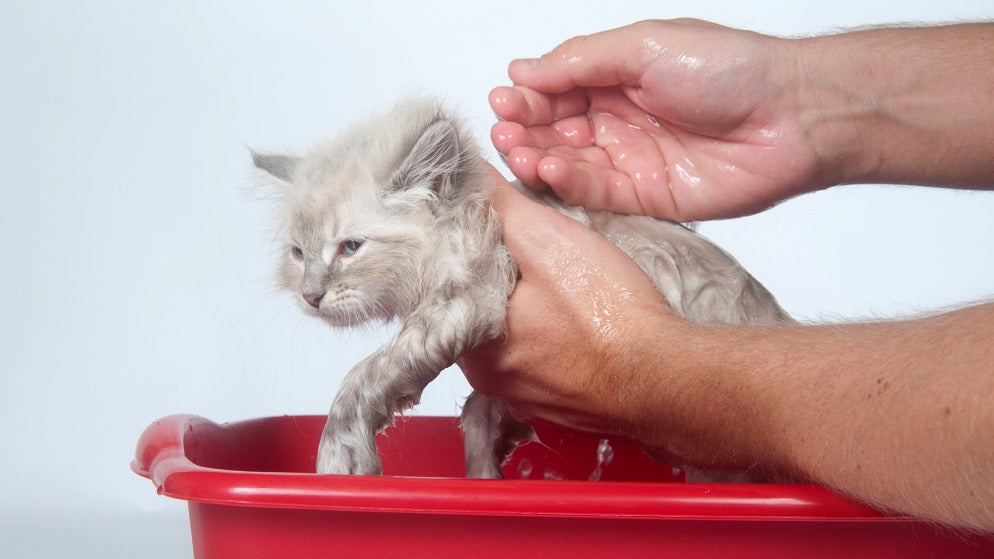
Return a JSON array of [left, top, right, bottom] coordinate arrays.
[[489, 173, 663, 308], [489, 176, 579, 280], [508, 21, 661, 93]]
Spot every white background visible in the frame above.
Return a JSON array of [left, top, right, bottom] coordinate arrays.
[[3, 1, 993, 557]]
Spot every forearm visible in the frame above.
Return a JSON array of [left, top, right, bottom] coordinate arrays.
[[644, 302, 994, 531], [792, 23, 994, 189]]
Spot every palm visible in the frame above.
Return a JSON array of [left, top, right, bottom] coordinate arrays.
[[493, 84, 817, 222]]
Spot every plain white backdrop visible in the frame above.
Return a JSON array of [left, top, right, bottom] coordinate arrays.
[[2, 1, 993, 556]]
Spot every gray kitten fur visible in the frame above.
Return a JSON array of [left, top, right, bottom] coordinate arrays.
[[254, 97, 791, 478]]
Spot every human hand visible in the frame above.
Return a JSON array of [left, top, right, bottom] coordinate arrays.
[[490, 19, 830, 222], [460, 166, 781, 472], [460, 169, 690, 449]]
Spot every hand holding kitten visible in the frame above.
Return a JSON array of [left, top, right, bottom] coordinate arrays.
[[460, 172, 776, 474], [461, 172, 674, 438]]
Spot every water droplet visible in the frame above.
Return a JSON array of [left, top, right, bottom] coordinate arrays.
[[543, 469, 564, 481], [588, 439, 615, 481], [517, 459, 533, 479]]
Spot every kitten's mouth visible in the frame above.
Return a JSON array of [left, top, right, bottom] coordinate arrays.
[[312, 292, 373, 328]]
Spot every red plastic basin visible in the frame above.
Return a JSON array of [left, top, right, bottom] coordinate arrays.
[[133, 414, 992, 558]]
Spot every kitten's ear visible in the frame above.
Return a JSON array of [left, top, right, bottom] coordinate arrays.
[[251, 151, 300, 185], [389, 120, 462, 196]]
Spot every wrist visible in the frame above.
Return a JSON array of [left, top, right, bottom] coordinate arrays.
[[788, 32, 887, 188], [791, 24, 994, 189], [632, 317, 787, 473]]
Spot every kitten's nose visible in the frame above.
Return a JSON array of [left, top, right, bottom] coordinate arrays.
[[303, 292, 323, 308]]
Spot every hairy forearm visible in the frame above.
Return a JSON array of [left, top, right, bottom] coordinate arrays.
[[792, 23, 994, 189], [642, 302, 994, 531], [764, 303, 994, 531]]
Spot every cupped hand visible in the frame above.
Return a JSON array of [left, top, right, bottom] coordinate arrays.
[[490, 19, 826, 222]]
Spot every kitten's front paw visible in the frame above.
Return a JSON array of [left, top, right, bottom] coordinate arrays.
[[315, 430, 382, 475]]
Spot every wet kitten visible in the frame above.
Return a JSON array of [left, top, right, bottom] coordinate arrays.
[[253, 97, 791, 479]]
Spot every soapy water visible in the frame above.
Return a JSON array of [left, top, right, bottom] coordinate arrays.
[[588, 438, 616, 481]]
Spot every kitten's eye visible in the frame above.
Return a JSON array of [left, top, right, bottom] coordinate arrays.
[[290, 246, 304, 260], [340, 239, 363, 256]]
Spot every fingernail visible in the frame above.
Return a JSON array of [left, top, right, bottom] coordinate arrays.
[[510, 58, 540, 72], [488, 86, 513, 107]]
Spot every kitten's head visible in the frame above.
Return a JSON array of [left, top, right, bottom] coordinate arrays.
[[253, 99, 477, 327]]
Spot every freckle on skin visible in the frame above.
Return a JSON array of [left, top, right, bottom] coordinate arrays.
[[876, 379, 891, 396]]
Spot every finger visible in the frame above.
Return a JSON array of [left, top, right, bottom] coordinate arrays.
[[504, 145, 544, 188], [491, 177, 652, 292], [491, 118, 595, 155], [489, 181, 585, 279], [586, 85, 665, 130], [504, 142, 614, 191], [489, 86, 590, 127], [536, 155, 648, 216], [491, 121, 529, 155], [508, 22, 661, 93]]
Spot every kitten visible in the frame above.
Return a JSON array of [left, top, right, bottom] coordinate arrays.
[[253, 97, 791, 479]]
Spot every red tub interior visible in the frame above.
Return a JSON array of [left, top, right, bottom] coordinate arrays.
[[133, 414, 993, 558]]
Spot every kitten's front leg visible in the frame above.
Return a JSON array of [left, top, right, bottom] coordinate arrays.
[[316, 351, 392, 475], [317, 294, 503, 475]]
